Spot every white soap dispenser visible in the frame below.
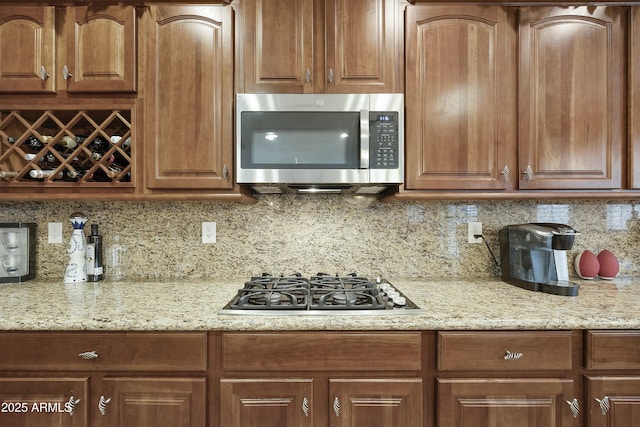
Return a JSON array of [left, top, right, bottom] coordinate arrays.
[[63, 212, 88, 283]]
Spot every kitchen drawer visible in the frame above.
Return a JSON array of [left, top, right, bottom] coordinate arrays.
[[437, 331, 573, 371], [0, 332, 207, 371], [222, 332, 421, 371], [586, 330, 640, 369]]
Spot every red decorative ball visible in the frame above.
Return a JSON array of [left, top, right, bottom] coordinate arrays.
[[574, 250, 600, 279], [597, 250, 620, 279]]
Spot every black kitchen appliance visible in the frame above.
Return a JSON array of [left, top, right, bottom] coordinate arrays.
[[499, 223, 580, 296], [220, 273, 421, 314], [0, 222, 36, 283]]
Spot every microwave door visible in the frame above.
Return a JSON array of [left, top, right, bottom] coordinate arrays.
[[238, 111, 368, 184]]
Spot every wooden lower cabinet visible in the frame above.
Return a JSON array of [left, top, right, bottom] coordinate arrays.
[[329, 379, 423, 427], [437, 378, 576, 427], [220, 379, 313, 427], [0, 332, 207, 427], [0, 377, 88, 427], [586, 377, 640, 427], [219, 378, 423, 427], [97, 377, 206, 427]]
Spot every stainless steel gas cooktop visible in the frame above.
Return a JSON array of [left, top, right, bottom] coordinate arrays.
[[219, 273, 423, 315]]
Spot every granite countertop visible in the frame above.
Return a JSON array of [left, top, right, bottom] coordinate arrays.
[[0, 277, 638, 331]]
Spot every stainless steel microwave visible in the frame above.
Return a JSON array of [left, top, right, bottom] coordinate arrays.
[[236, 93, 404, 194]]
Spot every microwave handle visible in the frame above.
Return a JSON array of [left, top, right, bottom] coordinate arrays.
[[360, 110, 370, 169]]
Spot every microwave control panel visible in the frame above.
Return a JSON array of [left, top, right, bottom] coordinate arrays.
[[369, 112, 399, 169]]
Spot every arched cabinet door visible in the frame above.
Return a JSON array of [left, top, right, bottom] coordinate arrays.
[[518, 6, 626, 190], [405, 5, 516, 191], [0, 7, 55, 93], [145, 5, 234, 191]]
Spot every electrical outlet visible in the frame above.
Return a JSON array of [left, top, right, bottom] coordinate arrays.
[[468, 222, 483, 244], [48, 222, 63, 244], [202, 222, 216, 244]]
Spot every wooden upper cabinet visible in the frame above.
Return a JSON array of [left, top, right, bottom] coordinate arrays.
[[325, 0, 400, 93], [518, 6, 627, 190], [64, 5, 137, 93], [239, 0, 400, 93], [405, 5, 517, 190], [0, 6, 136, 94], [240, 0, 313, 93], [0, 7, 55, 93], [145, 5, 234, 190]]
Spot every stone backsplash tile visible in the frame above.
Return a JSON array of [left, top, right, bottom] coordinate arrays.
[[1, 196, 639, 280]]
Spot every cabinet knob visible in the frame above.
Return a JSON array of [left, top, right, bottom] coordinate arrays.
[[333, 396, 341, 417], [302, 397, 310, 417], [328, 68, 334, 83], [595, 396, 610, 415], [63, 65, 73, 80], [523, 165, 534, 179], [501, 165, 510, 179], [66, 396, 81, 416], [78, 350, 98, 360], [39, 66, 50, 81], [98, 396, 112, 416], [305, 68, 311, 83], [222, 164, 229, 179], [504, 350, 523, 360], [565, 398, 580, 418]]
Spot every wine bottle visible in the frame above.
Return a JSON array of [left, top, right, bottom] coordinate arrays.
[[56, 136, 78, 149], [86, 224, 104, 281], [24, 136, 45, 152], [29, 169, 64, 179], [0, 171, 19, 178], [87, 136, 109, 152]]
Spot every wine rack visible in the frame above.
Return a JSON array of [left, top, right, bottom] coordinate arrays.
[[0, 110, 133, 186]]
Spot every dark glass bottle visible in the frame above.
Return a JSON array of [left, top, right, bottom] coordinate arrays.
[[86, 224, 104, 281]]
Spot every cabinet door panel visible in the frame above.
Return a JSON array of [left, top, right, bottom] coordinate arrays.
[[65, 6, 136, 92], [99, 377, 206, 427], [325, 0, 398, 93], [329, 379, 423, 427], [518, 7, 626, 190], [0, 377, 88, 427], [0, 7, 55, 93], [220, 379, 313, 427], [587, 377, 640, 427], [437, 378, 575, 427], [405, 5, 516, 190], [241, 0, 313, 93], [146, 5, 233, 190]]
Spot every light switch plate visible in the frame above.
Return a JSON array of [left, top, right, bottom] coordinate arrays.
[[48, 222, 63, 244]]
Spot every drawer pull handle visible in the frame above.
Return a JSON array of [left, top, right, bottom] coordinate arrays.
[[523, 165, 534, 179], [66, 396, 81, 416], [504, 350, 523, 360], [78, 350, 98, 360], [98, 396, 111, 415], [333, 397, 341, 417], [62, 65, 73, 80], [566, 398, 580, 418], [302, 397, 310, 417], [595, 396, 610, 415], [39, 66, 50, 81]]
